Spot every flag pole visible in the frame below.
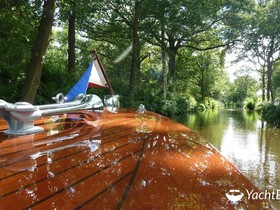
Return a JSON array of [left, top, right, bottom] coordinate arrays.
[[92, 49, 114, 95]]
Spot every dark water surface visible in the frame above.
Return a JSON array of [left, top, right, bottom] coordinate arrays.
[[174, 109, 280, 209]]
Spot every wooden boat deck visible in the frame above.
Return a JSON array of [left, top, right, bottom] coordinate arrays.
[[0, 109, 274, 209]]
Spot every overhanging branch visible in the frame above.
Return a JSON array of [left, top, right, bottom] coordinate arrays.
[[183, 40, 242, 51]]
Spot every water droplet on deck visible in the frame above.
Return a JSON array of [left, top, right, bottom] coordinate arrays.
[[161, 167, 169, 176], [149, 161, 156, 168], [48, 171, 55, 177], [140, 180, 147, 188]]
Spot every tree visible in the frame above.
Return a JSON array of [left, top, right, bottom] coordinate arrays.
[[58, 0, 78, 72], [272, 61, 280, 98], [67, 1, 76, 72], [76, 0, 152, 101], [227, 74, 259, 107], [0, 1, 39, 101], [21, 0, 56, 103], [185, 50, 226, 102], [141, 0, 253, 102], [129, 0, 141, 100], [1, 0, 268, 115], [236, 0, 280, 102], [154, 1, 253, 76]]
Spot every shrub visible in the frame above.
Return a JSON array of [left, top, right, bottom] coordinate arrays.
[[197, 103, 207, 111], [255, 102, 264, 113], [195, 97, 221, 111], [244, 98, 256, 111], [261, 101, 280, 128], [161, 99, 180, 117], [160, 95, 195, 117]]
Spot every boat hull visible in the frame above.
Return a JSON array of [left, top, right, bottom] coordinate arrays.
[[0, 109, 273, 209]]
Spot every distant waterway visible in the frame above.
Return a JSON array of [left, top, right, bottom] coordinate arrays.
[[174, 109, 280, 208]]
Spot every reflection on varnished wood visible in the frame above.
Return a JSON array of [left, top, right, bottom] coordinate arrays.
[[0, 109, 274, 209]]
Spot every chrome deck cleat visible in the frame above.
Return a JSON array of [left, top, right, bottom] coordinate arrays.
[[0, 94, 104, 135]]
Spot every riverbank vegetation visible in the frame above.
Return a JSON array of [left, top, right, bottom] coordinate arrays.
[[260, 101, 280, 127], [0, 0, 280, 123]]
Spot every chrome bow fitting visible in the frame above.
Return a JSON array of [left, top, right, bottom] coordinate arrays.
[[0, 94, 104, 135]]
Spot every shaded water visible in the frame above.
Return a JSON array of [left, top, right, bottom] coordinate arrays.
[[175, 109, 280, 208]]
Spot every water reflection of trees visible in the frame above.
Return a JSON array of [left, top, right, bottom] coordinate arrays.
[[175, 109, 260, 131], [174, 109, 280, 208], [258, 128, 280, 189]]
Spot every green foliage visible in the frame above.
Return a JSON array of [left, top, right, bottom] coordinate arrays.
[[160, 95, 196, 117], [272, 62, 280, 98], [2, 0, 278, 122], [255, 101, 264, 113], [203, 97, 222, 110], [119, 84, 197, 117], [261, 101, 280, 128], [225, 75, 259, 108], [243, 97, 257, 111], [0, 2, 37, 101], [234, 0, 280, 101], [195, 97, 221, 112], [197, 103, 207, 112]]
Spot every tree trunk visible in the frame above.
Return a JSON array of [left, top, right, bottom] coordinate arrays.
[[201, 69, 205, 102], [168, 47, 176, 79], [129, 0, 141, 101], [267, 61, 273, 101], [162, 49, 167, 99], [68, 1, 76, 72], [167, 37, 180, 79], [161, 21, 167, 99], [21, 0, 56, 103], [266, 38, 275, 102], [262, 68, 265, 101]]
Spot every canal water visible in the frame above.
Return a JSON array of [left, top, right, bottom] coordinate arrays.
[[174, 109, 280, 209]]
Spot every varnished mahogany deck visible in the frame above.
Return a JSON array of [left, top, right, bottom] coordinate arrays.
[[0, 109, 274, 209]]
